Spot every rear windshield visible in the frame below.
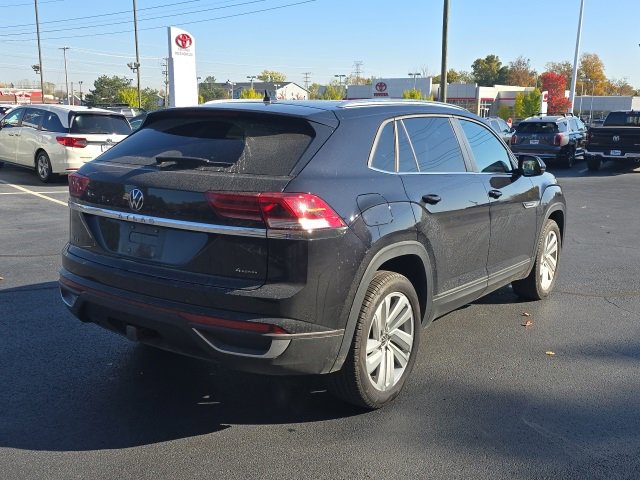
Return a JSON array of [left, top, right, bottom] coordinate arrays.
[[70, 114, 132, 135], [97, 113, 316, 176], [604, 112, 640, 127], [516, 122, 558, 134]]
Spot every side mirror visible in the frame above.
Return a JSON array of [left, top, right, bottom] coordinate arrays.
[[518, 155, 546, 177]]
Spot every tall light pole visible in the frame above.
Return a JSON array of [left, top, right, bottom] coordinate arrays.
[[132, 0, 141, 108], [578, 77, 588, 118], [408, 72, 421, 89], [246, 75, 256, 90], [59, 46, 70, 105], [34, 0, 45, 104], [440, 0, 449, 102], [334, 74, 346, 86], [78, 80, 83, 105], [589, 80, 595, 122], [569, 0, 585, 112]]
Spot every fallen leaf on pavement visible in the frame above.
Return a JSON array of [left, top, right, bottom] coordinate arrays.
[[521, 312, 531, 317], [545, 351, 556, 356], [522, 320, 533, 327]]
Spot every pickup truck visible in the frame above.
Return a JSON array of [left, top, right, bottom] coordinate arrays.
[[585, 110, 640, 171]]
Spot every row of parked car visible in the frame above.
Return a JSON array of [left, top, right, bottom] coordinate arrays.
[[484, 113, 589, 169], [0, 104, 146, 182]]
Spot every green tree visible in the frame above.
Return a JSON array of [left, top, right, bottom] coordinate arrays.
[[239, 87, 263, 99], [319, 82, 345, 100], [117, 87, 138, 106], [402, 88, 431, 100], [432, 68, 473, 84], [513, 93, 525, 118], [308, 82, 322, 99], [496, 105, 512, 121], [117, 86, 161, 110], [522, 88, 541, 117], [85, 75, 132, 106], [257, 70, 286, 82], [199, 75, 225, 102], [471, 54, 509, 86]]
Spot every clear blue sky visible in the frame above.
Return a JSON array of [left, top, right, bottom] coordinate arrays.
[[1, 0, 638, 93]]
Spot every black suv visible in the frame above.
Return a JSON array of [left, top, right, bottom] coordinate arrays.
[[511, 114, 587, 168], [60, 100, 566, 408]]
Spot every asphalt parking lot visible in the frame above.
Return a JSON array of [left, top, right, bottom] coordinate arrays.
[[1, 160, 639, 480]]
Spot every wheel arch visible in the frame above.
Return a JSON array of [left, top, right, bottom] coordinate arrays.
[[34, 148, 48, 167], [329, 241, 434, 373]]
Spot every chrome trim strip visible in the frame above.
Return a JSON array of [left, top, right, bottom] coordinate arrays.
[[523, 201, 540, 209], [192, 328, 291, 359], [434, 276, 487, 301], [68, 200, 266, 238]]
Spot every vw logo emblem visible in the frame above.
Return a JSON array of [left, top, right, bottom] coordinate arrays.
[[128, 188, 144, 211], [175, 33, 192, 49]]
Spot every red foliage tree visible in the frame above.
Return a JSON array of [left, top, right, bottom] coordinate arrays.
[[540, 72, 572, 114]]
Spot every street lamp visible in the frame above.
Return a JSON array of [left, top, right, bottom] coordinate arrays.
[[246, 75, 256, 89], [127, 61, 141, 106], [227, 80, 235, 99], [334, 74, 346, 86], [273, 83, 280, 99], [589, 80, 596, 123], [59, 46, 70, 105], [408, 72, 421, 89], [78, 80, 83, 105]]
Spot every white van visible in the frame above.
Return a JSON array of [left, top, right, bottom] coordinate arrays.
[[0, 104, 131, 182]]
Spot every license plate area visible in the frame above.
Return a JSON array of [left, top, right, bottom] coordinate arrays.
[[529, 139, 539, 145], [101, 143, 114, 152], [609, 149, 622, 156], [118, 223, 165, 260]]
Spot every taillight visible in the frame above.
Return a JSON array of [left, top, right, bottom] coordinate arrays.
[[57, 136, 87, 148], [554, 133, 563, 146], [511, 134, 518, 145], [206, 192, 346, 231], [69, 172, 90, 198]]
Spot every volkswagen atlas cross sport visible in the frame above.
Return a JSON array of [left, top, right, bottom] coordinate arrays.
[[60, 100, 566, 409]]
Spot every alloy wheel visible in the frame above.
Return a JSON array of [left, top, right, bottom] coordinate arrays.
[[540, 230, 559, 291]]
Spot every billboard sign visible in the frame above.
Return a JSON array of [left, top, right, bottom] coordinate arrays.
[[167, 26, 198, 107]]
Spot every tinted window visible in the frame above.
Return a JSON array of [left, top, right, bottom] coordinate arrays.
[[98, 114, 315, 176], [42, 112, 65, 132], [400, 117, 465, 173], [22, 109, 45, 129], [496, 118, 510, 132], [70, 114, 131, 135], [604, 112, 640, 126], [516, 122, 558, 134], [459, 119, 513, 173], [370, 121, 396, 172], [569, 118, 579, 131], [2, 108, 24, 126], [398, 121, 418, 173]]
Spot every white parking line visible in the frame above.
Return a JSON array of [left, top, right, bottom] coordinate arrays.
[[0, 180, 68, 206], [0, 190, 69, 195]]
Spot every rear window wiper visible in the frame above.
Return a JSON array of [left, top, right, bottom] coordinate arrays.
[[155, 155, 233, 168]]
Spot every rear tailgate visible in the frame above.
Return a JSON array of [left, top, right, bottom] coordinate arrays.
[[588, 127, 640, 155], [68, 108, 335, 289], [513, 121, 558, 147]]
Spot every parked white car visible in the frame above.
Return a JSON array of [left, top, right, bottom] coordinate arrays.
[[0, 104, 131, 182]]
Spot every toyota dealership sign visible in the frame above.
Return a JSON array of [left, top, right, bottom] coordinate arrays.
[[167, 26, 197, 107]]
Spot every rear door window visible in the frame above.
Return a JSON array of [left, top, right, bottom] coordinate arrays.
[[98, 113, 316, 176], [21, 109, 45, 130], [42, 112, 65, 132], [70, 114, 131, 135], [370, 121, 396, 172], [399, 117, 466, 173]]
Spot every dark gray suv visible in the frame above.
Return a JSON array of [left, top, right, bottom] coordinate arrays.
[[60, 100, 566, 408]]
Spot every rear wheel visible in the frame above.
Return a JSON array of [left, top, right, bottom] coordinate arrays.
[[35, 151, 55, 183], [512, 219, 561, 300], [328, 271, 420, 409], [586, 156, 601, 171], [563, 146, 575, 168]]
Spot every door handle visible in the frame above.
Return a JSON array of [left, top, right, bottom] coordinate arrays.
[[422, 194, 441, 205], [488, 189, 502, 199]]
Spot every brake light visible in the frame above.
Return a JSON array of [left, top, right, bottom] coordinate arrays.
[[69, 172, 90, 198], [511, 134, 518, 145], [206, 192, 346, 231], [57, 136, 87, 148], [554, 133, 563, 146]]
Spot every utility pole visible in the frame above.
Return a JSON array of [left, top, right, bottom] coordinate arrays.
[[569, 0, 585, 112], [132, 0, 142, 108], [59, 46, 70, 105], [247, 75, 256, 89], [161, 58, 169, 107], [439, 0, 449, 103], [78, 80, 83, 105], [303, 72, 311, 91], [71, 81, 74, 105], [353, 60, 363, 84], [34, 0, 45, 104]]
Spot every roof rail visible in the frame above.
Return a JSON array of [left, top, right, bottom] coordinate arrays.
[[340, 99, 466, 111]]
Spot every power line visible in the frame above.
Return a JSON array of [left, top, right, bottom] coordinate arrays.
[[0, 0, 268, 36], [0, 0, 61, 7], [3, 0, 317, 42], [0, 0, 201, 28]]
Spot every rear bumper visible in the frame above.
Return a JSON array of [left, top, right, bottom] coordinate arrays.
[[585, 151, 640, 161], [510, 145, 564, 159], [59, 269, 344, 375]]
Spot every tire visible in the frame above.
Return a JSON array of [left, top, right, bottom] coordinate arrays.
[[586, 157, 601, 171], [328, 271, 421, 409], [35, 151, 55, 183], [563, 146, 575, 168], [512, 219, 561, 301]]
